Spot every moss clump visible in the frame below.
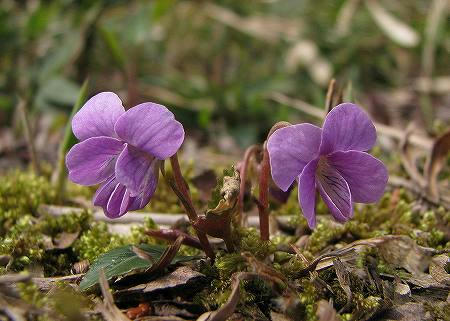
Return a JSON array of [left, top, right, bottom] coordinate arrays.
[[0, 171, 56, 235], [18, 281, 93, 320], [306, 221, 346, 254], [233, 227, 276, 259], [72, 222, 128, 262]]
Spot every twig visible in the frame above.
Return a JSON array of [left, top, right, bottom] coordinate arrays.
[[17, 98, 40, 174]]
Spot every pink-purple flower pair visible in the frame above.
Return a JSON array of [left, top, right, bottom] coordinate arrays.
[[267, 103, 388, 228], [66, 92, 184, 218]]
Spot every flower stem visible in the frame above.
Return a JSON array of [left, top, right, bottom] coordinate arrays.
[[238, 144, 261, 227], [258, 121, 292, 241], [169, 154, 215, 261], [257, 145, 270, 241]]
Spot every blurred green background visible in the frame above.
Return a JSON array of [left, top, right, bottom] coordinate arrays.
[[0, 0, 448, 154]]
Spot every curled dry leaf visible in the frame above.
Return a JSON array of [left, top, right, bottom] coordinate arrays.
[[197, 271, 285, 321], [399, 126, 427, 188], [194, 169, 240, 251], [429, 254, 450, 286], [316, 300, 339, 321], [378, 235, 434, 274], [333, 258, 352, 313], [425, 128, 450, 201], [43, 231, 80, 250], [119, 266, 206, 295], [71, 259, 90, 275]]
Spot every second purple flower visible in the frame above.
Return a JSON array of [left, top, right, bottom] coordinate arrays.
[[267, 103, 388, 228], [66, 92, 184, 218]]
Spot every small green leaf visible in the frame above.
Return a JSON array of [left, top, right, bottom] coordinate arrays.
[[79, 244, 198, 291]]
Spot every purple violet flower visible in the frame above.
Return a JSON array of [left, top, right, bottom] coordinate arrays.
[[267, 103, 388, 228], [66, 92, 184, 218]]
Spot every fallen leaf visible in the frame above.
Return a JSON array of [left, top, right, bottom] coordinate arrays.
[[194, 169, 240, 251], [52, 231, 80, 249], [383, 302, 433, 321], [316, 300, 339, 321], [378, 235, 434, 274], [425, 128, 450, 200], [333, 259, 352, 313], [429, 254, 450, 286], [79, 243, 199, 291], [120, 266, 206, 295]]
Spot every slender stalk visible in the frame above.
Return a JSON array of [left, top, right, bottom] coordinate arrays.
[[238, 144, 261, 226], [258, 122, 291, 241], [17, 98, 40, 175], [168, 154, 215, 261], [257, 145, 270, 241]]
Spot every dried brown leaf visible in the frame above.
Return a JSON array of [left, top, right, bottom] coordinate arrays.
[[425, 129, 450, 200], [399, 126, 427, 188], [316, 300, 339, 321], [333, 259, 352, 313], [378, 235, 434, 274], [429, 254, 450, 286], [194, 169, 240, 250], [52, 231, 80, 249], [119, 266, 205, 295]]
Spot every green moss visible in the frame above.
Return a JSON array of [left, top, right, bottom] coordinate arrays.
[[306, 221, 346, 254], [18, 281, 92, 320], [233, 227, 276, 259], [72, 222, 127, 262], [0, 171, 56, 235], [215, 252, 247, 279]]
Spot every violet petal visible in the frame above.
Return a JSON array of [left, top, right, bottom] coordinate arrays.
[[115, 144, 160, 197], [327, 150, 388, 203], [298, 158, 319, 228], [320, 103, 376, 155], [72, 92, 125, 141], [114, 102, 184, 160], [93, 176, 118, 210], [316, 158, 353, 222], [66, 137, 124, 186], [267, 124, 322, 191]]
